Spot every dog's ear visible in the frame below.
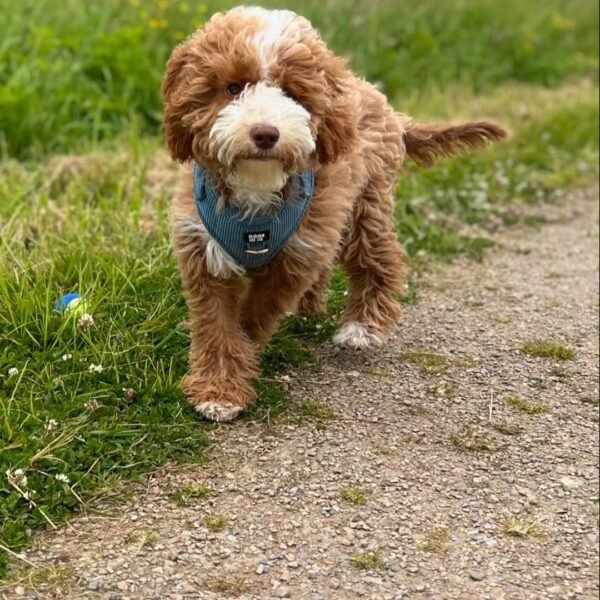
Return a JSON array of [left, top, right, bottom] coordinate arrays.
[[315, 56, 358, 165], [404, 121, 509, 167], [162, 43, 195, 162]]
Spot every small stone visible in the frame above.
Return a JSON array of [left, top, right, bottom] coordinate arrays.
[[469, 571, 485, 581], [560, 476, 581, 490], [330, 578, 341, 589], [87, 579, 102, 591], [117, 581, 129, 591], [256, 563, 268, 575], [14, 587, 25, 597], [273, 586, 291, 598]]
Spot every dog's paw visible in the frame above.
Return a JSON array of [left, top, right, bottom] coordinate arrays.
[[194, 401, 243, 422], [332, 322, 383, 349], [183, 374, 253, 422]]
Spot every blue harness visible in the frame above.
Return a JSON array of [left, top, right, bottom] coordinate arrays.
[[193, 164, 314, 270]]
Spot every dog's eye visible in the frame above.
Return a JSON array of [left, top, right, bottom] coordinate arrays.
[[226, 83, 242, 97]]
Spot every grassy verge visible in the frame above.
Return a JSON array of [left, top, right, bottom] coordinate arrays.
[[0, 0, 598, 579], [0, 0, 597, 158]]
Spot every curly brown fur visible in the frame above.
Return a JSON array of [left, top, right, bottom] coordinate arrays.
[[163, 7, 508, 421]]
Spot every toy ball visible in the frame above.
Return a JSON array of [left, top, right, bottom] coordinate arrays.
[[54, 293, 89, 316]]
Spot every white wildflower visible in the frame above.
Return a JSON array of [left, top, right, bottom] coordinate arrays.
[[6, 468, 28, 488], [45, 419, 59, 432], [8, 367, 19, 378], [88, 364, 103, 374], [61, 353, 72, 361], [315, 324, 323, 330], [55, 473, 70, 484], [77, 313, 95, 331], [85, 398, 100, 411]]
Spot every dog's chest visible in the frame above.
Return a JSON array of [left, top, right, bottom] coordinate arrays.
[[193, 164, 314, 273]]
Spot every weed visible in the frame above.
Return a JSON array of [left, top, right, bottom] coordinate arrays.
[[339, 487, 368, 506], [202, 515, 228, 531], [451, 426, 502, 452], [419, 528, 450, 553], [520, 341, 577, 360], [349, 552, 385, 571], [506, 396, 549, 415], [298, 400, 336, 420], [400, 351, 448, 375], [128, 530, 161, 550], [503, 516, 544, 539], [204, 578, 249, 595], [492, 421, 524, 436], [170, 483, 214, 506], [549, 367, 570, 379], [365, 367, 390, 377]]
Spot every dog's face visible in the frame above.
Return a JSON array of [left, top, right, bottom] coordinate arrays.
[[162, 7, 356, 193]]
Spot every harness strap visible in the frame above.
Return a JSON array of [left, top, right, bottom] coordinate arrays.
[[193, 164, 314, 270]]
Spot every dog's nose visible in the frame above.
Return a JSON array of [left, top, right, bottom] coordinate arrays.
[[250, 124, 280, 150]]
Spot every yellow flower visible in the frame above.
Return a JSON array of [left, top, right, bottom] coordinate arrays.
[[175, 31, 185, 40], [148, 18, 160, 29], [198, 3, 208, 13], [159, 18, 168, 29], [158, 0, 169, 10], [552, 14, 576, 31], [179, 2, 189, 12], [194, 20, 204, 29]]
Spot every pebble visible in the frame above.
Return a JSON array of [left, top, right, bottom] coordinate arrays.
[[273, 586, 291, 598], [469, 571, 486, 581], [87, 579, 102, 591]]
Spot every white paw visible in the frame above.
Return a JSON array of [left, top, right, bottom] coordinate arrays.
[[195, 402, 243, 422], [332, 322, 383, 349]]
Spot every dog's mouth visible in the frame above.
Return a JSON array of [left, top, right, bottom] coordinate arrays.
[[231, 158, 288, 193]]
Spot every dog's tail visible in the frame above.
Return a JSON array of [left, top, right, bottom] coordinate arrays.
[[403, 120, 509, 167]]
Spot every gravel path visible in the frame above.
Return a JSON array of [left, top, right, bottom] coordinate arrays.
[[3, 187, 599, 600]]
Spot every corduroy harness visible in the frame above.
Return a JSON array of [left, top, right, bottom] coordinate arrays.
[[193, 164, 314, 270]]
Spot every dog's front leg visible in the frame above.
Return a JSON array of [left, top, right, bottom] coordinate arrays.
[[173, 225, 258, 421], [241, 260, 319, 349]]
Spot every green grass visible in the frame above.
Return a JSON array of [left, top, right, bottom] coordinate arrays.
[[503, 516, 544, 539], [419, 528, 450, 553], [170, 483, 214, 505], [349, 552, 386, 571], [339, 486, 368, 506], [399, 351, 449, 374], [520, 340, 578, 360], [0, 0, 597, 159], [506, 396, 549, 415], [0, 0, 598, 580], [201, 515, 228, 531]]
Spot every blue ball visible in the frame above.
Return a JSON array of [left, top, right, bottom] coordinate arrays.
[[54, 293, 84, 314]]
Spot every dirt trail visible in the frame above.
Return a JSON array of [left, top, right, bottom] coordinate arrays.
[[3, 187, 599, 600]]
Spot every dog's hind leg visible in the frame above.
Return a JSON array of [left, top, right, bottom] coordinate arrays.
[[334, 184, 407, 349]]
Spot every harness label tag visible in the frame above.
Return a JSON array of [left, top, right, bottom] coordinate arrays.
[[244, 231, 270, 244]]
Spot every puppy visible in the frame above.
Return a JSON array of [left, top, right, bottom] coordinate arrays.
[[162, 6, 507, 422]]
